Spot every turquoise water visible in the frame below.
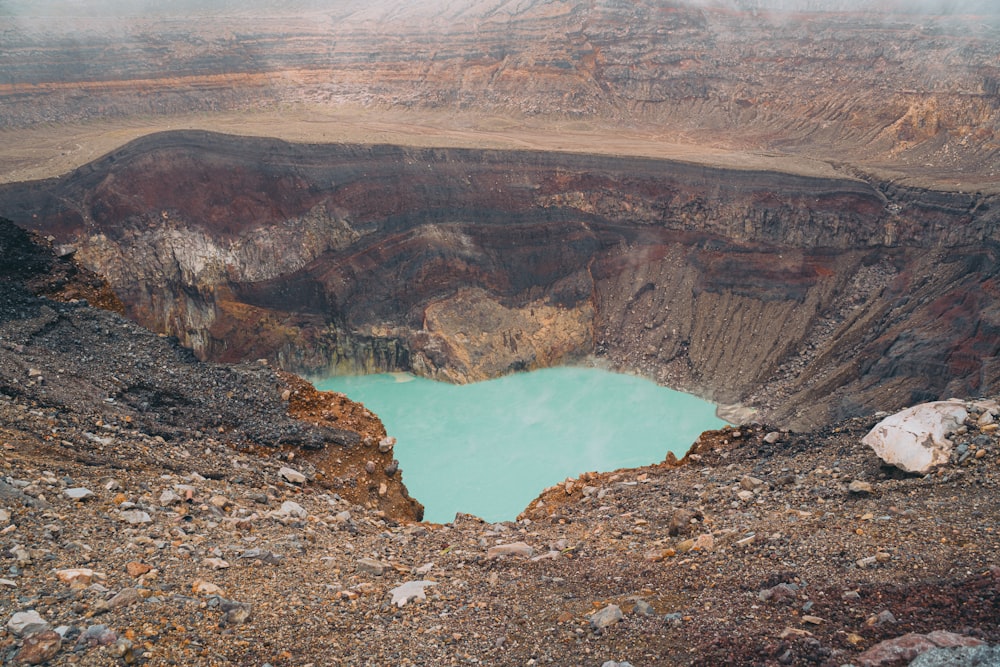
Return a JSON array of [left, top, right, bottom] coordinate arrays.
[[315, 367, 725, 524]]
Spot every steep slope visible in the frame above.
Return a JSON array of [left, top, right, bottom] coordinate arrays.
[[0, 216, 423, 521], [3, 131, 999, 428], [3, 333, 1000, 664]]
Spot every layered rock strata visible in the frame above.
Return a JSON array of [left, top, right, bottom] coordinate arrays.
[[3, 131, 999, 428], [1, 1, 998, 182]]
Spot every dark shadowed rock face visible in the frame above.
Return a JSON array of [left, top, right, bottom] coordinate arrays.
[[3, 131, 1000, 428]]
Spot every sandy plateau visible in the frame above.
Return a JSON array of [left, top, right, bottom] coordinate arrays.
[[0, 107, 857, 187]]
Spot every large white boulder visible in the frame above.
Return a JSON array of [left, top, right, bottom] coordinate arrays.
[[862, 401, 968, 473]]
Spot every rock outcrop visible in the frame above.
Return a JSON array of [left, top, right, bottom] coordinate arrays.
[[862, 401, 969, 473], [0, 216, 423, 521], [3, 132, 1000, 428]]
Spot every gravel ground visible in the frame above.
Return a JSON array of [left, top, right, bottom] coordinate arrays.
[[1, 218, 998, 666]]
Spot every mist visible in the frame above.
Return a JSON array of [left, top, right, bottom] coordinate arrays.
[[3, 0, 1000, 19]]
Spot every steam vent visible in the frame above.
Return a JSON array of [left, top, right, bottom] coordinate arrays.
[[1, 1, 999, 665]]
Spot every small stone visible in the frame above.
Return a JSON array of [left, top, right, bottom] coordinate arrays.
[[875, 609, 897, 626], [240, 549, 282, 564], [15, 629, 62, 664], [736, 490, 754, 502], [734, 533, 756, 547], [802, 615, 824, 625], [849, 480, 874, 494], [692, 533, 714, 551], [643, 549, 668, 562], [208, 495, 230, 509], [0, 508, 10, 523], [978, 411, 995, 426], [389, 580, 436, 608], [668, 509, 701, 536], [633, 599, 655, 617], [281, 389, 292, 401], [279, 467, 306, 484], [203, 557, 230, 570], [590, 604, 624, 631], [759, 583, 798, 603], [7, 610, 50, 637], [220, 600, 252, 626], [740, 475, 764, 490], [357, 558, 386, 576], [56, 568, 104, 587], [378, 436, 396, 453], [676, 539, 695, 553], [191, 580, 224, 596], [365, 461, 376, 474], [75, 624, 117, 649], [779, 627, 813, 639], [976, 448, 987, 459], [275, 501, 307, 519], [764, 431, 781, 444], [0, 578, 16, 588], [487, 542, 535, 559], [384, 460, 399, 477], [159, 489, 182, 506], [63, 488, 94, 501], [104, 587, 144, 611], [120, 510, 151, 525], [126, 562, 153, 578], [110, 637, 133, 661]]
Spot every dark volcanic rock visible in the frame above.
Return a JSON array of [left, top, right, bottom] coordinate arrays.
[[0, 217, 421, 519], [3, 133, 1000, 428]]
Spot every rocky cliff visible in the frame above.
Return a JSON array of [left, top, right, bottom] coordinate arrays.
[[1, 226, 998, 664], [0, 216, 423, 522], [3, 131, 999, 428], [2, 1, 999, 184]]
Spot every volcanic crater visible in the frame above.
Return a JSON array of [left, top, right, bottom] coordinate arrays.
[[2, 130, 999, 429]]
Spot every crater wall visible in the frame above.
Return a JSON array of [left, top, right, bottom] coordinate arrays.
[[3, 131, 999, 428], [2, 1, 999, 183]]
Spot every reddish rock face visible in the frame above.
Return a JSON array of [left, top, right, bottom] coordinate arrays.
[[3, 131, 999, 428]]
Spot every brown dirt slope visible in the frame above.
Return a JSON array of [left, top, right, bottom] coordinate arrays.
[[0, 216, 998, 665]]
